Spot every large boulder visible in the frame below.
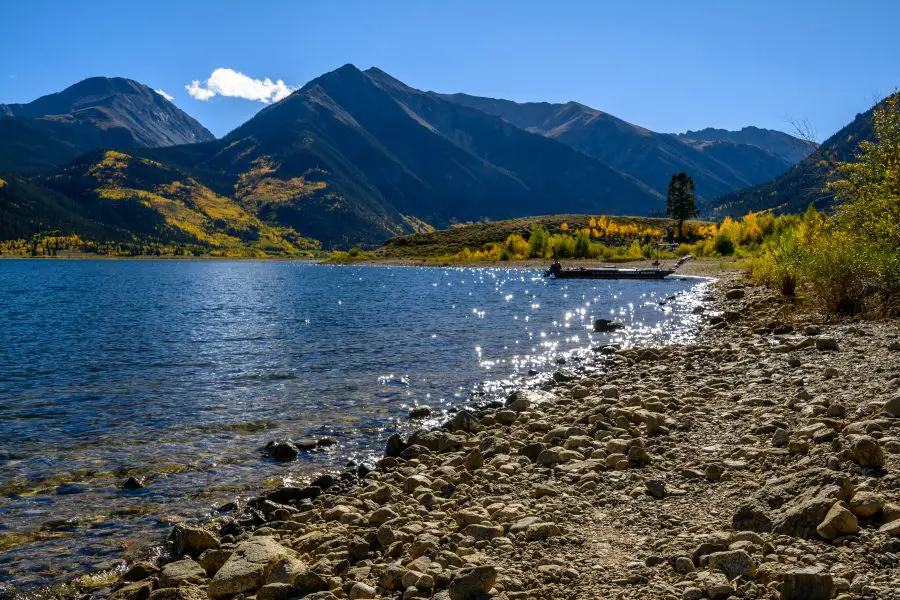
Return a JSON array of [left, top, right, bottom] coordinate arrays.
[[506, 389, 555, 412], [384, 434, 410, 458], [732, 469, 852, 539], [166, 524, 220, 558], [264, 440, 300, 461], [446, 409, 483, 433], [708, 550, 756, 580], [408, 430, 464, 453], [148, 588, 207, 600], [816, 502, 858, 539], [884, 394, 900, 417], [849, 491, 885, 518], [781, 570, 834, 600], [159, 558, 206, 588], [264, 486, 321, 504], [111, 581, 154, 600], [448, 565, 497, 600], [208, 537, 296, 598], [593, 318, 625, 332], [849, 435, 885, 467]]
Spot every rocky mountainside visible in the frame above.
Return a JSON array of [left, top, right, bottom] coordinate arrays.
[[677, 126, 818, 165], [438, 93, 807, 200], [145, 65, 662, 247], [0, 77, 214, 173], [709, 97, 889, 217]]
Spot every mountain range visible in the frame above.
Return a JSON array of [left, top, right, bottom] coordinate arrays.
[[0, 77, 214, 174], [1, 65, 840, 251], [711, 97, 891, 217], [438, 94, 815, 200]]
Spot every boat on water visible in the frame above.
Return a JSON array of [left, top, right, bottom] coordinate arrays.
[[543, 251, 692, 280]]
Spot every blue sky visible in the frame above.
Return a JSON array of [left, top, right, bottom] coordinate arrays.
[[2, 0, 897, 139]]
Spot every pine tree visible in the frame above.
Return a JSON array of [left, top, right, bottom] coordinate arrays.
[[666, 172, 698, 239]]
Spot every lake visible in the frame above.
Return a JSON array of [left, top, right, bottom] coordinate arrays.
[[0, 260, 709, 590]]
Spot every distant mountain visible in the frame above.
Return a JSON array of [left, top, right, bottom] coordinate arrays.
[[0, 77, 214, 173], [0, 66, 837, 253], [438, 93, 804, 200], [148, 64, 662, 247], [708, 97, 888, 217], [676, 126, 818, 165]]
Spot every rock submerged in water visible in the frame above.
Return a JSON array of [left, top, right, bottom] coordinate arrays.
[[593, 318, 624, 332], [263, 437, 337, 461], [408, 405, 432, 419], [122, 476, 145, 490], [264, 440, 299, 461]]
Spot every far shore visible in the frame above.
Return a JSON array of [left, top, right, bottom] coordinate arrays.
[[1, 254, 746, 278]]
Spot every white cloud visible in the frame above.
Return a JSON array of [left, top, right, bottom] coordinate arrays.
[[185, 68, 295, 104], [154, 89, 174, 101]]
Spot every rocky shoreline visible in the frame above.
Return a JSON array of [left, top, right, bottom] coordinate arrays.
[[66, 275, 900, 599]]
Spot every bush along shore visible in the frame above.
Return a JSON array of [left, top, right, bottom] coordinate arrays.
[[56, 274, 900, 600]]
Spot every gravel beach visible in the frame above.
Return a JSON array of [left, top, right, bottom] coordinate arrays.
[[71, 273, 900, 600]]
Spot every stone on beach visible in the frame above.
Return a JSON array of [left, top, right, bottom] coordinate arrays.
[[208, 537, 296, 598]]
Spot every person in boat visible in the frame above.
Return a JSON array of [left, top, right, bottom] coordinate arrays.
[[544, 247, 562, 277]]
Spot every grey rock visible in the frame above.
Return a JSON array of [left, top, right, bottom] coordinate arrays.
[[208, 537, 295, 598], [781, 570, 834, 600], [708, 549, 756, 579], [159, 558, 206, 588], [849, 435, 885, 467], [256, 583, 294, 600], [408, 406, 432, 420], [447, 410, 483, 433], [166, 524, 220, 558], [816, 501, 858, 540], [265, 440, 299, 461], [348, 582, 377, 599], [593, 318, 625, 332], [448, 565, 497, 600], [815, 337, 839, 351]]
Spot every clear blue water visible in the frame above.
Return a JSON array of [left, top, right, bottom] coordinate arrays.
[[0, 260, 709, 590]]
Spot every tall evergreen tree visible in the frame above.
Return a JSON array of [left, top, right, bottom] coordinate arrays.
[[666, 172, 698, 239]]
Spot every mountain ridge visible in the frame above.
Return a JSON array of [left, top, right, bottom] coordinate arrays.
[[144, 63, 662, 246], [676, 125, 818, 165], [0, 77, 215, 174], [0, 66, 856, 253], [708, 96, 889, 216], [437, 92, 810, 200]]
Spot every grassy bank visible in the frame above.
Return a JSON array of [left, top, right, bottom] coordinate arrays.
[[749, 95, 900, 316]]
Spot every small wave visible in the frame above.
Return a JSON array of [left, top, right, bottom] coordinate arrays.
[[197, 420, 279, 433], [377, 374, 410, 386], [237, 371, 297, 381]]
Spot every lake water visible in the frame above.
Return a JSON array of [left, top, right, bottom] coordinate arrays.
[[0, 260, 709, 591]]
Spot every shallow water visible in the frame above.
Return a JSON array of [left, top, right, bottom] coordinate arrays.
[[0, 260, 709, 590]]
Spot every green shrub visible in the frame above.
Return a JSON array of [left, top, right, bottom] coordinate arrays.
[[574, 231, 591, 258], [713, 232, 735, 256], [550, 234, 576, 258], [528, 224, 550, 258]]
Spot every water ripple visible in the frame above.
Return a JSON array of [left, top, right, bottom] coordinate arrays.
[[0, 261, 708, 590]]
